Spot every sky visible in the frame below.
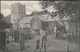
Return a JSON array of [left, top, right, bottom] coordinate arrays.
[[1, 1, 58, 17], [1, 1, 45, 16]]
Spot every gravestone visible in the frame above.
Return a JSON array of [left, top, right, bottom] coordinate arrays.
[[36, 39, 40, 50]]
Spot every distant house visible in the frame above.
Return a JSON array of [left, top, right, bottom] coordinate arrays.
[[48, 14, 77, 38], [47, 14, 64, 35], [63, 20, 77, 36], [61, 16, 77, 36]]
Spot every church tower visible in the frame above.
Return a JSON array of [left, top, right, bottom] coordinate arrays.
[[11, 2, 26, 30]]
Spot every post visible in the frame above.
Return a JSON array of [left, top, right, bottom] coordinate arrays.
[[20, 39, 22, 52], [19, 27, 22, 52], [44, 35, 47, 52], [67, 34, 70, 52], [51, 22, 53, 38], [78, 0, 80, 50], [67, 45, 70, 52], [19, 27, 25, 52], [44, 27, 48, 52], [40, 33, 45, 52]]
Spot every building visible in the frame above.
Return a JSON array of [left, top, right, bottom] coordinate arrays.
[[19, 16, 33, 36], [19, 9, 78, 39], [11, 2, 26, 30], [30, 12, 51, 35], [19, 16, 33, 29], [48, 14, 78, 38], [19, 11, 50, 35], [11, 2, 26, 42]]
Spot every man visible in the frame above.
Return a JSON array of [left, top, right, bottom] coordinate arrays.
[[56, 31, 59, 39]]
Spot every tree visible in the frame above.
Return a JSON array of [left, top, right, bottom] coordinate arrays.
[[0, 13, 13, 52], [40, 0, 80, 51], [40, 1, 79, 21], [0, 13, 12, 31]]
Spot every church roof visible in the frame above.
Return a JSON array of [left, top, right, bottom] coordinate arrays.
[[20, 13, 50, 24], [20, 16, 33, 24], [37, 14, 50, 21], [20, 12, 71, 26]]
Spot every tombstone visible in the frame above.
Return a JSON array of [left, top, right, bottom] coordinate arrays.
[[20, 39, 25, 51], [7, 40, 9, 44], [36, 40, 40, 49], [67, 45, 70, 52], [14, 31, 19, 42]]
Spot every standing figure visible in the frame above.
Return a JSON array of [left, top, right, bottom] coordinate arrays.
[[20, 32, 25, 52], [56, 31, 59, 39]]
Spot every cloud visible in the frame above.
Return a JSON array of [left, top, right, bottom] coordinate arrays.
[[1, 9, 11, 16], [46, 5, 58, 13], [1, 1, 44, 16], [26, 12, 32, 15]]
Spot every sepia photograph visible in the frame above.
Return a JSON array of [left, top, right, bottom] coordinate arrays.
[[0, 0, 80, 52]]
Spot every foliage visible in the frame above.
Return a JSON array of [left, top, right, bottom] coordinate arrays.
[[40, 1, 79, 21], [0, 13, 13, 30]]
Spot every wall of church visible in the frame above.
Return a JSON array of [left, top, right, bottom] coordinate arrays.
[[11, 3, 26, 30]]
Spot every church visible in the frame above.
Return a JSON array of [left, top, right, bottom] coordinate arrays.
[[10, 2, 78, 41]]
